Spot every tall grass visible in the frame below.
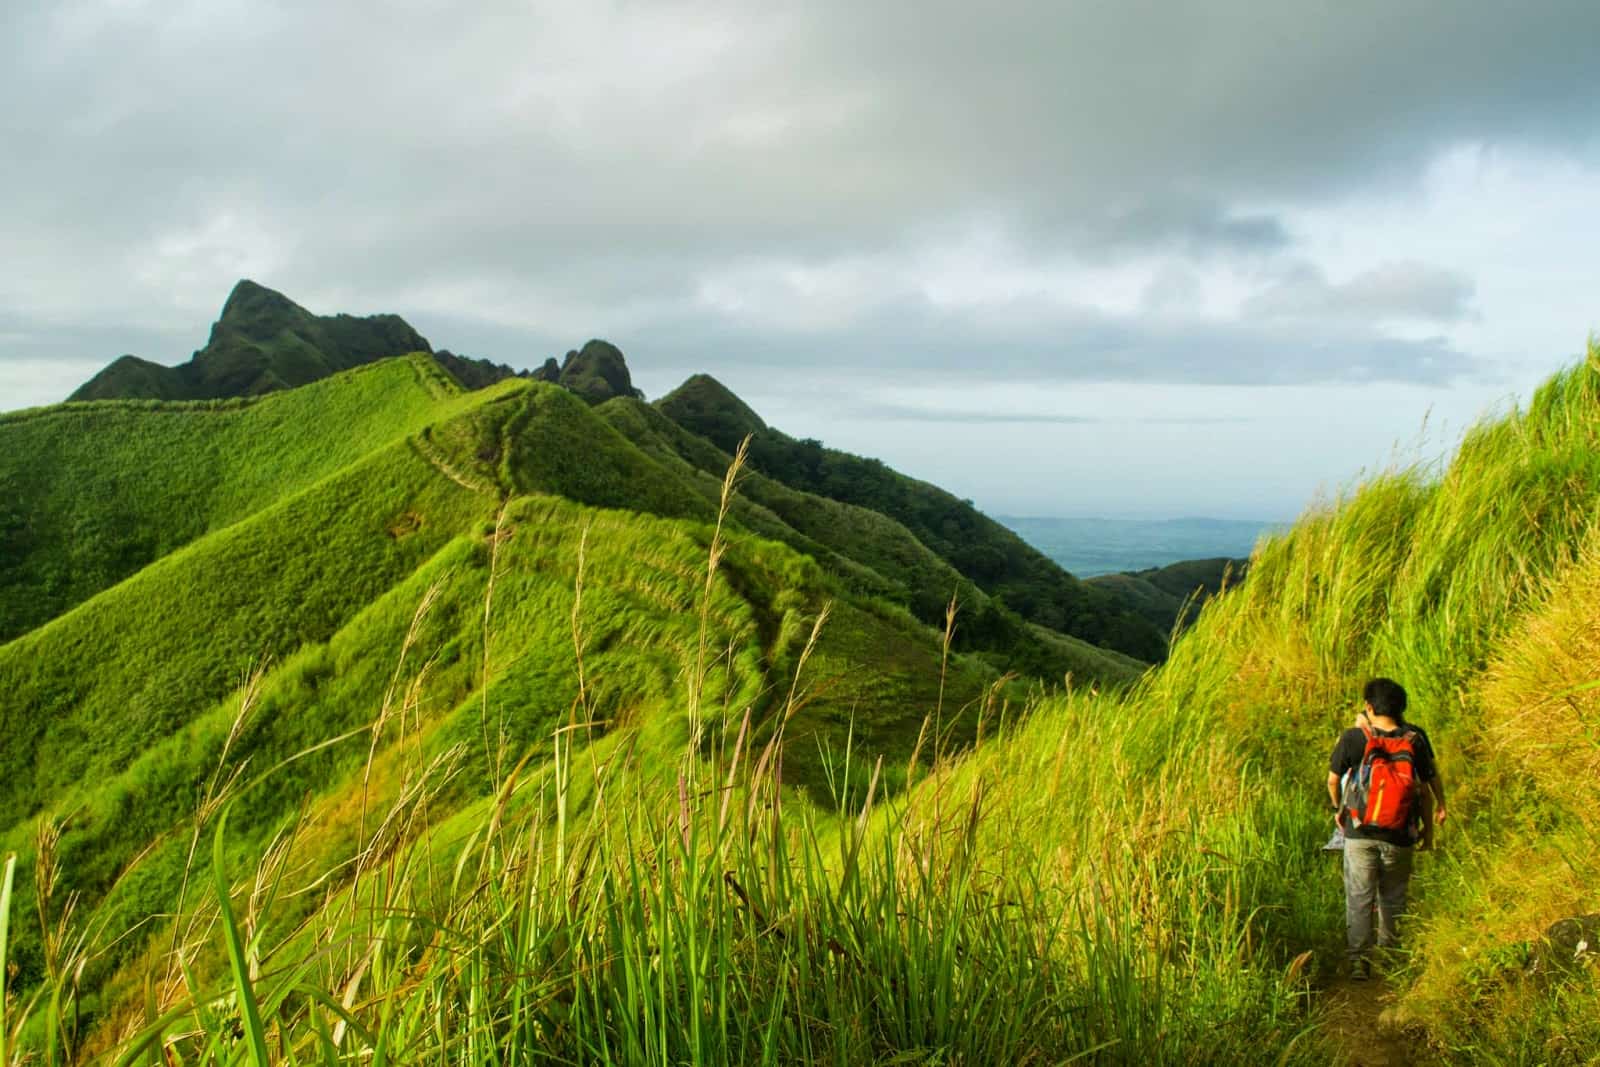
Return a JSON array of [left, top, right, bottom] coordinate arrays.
[[20, 696, 1316, 1064], [1, 853, 14, 1064]]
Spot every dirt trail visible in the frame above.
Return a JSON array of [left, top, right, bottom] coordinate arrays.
[[1321, 973, 1416, 1066], [410, 435, 502, 497]]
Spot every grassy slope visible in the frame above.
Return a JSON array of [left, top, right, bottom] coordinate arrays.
[[0, 358, 1004, 1042], [656, 375, 1170, 662], [1087, 556, 1247, 635], [601, 396, 1146, 688], [941, 350, 1600, 1061], [0, 438, 495, 827], [0, 354, 513, 641]]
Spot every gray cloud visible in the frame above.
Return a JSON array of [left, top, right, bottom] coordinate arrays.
[[1, 0, 1595, 404], [608, 294, 1485, 391], [1245, 261, 1477, 323]]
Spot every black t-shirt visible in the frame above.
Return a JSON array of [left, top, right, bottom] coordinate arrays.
[[1330, 723, 1437, 846]]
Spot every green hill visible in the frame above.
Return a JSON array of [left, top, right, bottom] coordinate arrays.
[[557, 339, 643, 404], [658, 373, 1169, 662], [1, 355, 1012, 1035], [57, 280, 1161, 667], [0, 355, 508, 641], [599, 395, 1146, 685], [1087, 556, 1247, 636]]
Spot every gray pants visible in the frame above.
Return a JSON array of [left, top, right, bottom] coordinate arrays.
[[1342, 837, 1414, 959]]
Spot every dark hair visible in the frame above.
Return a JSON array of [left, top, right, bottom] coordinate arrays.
[[1363, 677, 1408, 721]]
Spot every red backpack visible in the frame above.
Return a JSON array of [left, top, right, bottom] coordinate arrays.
[[1341, 725, 1421, 832]]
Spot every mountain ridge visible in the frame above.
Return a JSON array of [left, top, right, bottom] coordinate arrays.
[[46, 280, 1170, 663], [63, 280, 646, 407]]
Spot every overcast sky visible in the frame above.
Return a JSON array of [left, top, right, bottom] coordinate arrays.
[[5, 1, 1599, 519]]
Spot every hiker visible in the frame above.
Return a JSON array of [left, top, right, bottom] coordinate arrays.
[[1326, 677, 1447, 979]]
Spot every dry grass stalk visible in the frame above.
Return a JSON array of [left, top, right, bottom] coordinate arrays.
[[482, 503, 512, 789], [353, 577, 446, 928], [572, 524, 593, 730], [163, 662, 267, 988], [685, 434, 750, 786]]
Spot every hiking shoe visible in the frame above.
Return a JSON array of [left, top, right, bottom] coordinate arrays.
[[1350, 957, 1371, 981], [1323, 827, 1346, 852]]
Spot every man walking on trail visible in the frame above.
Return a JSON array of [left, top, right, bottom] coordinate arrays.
[[1327, 677, 1447, 980]]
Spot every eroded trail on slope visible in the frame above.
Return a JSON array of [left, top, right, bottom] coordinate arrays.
[[1320, 974, 1417, 1066]]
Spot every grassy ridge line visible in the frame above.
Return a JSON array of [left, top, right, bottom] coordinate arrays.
[[3, 470, 998, 1049], [656, 375, 1169, 661], [7, 350, 1144, 688], [602, 398, 913, 591], [601, 396, 1147, 689], [0, 437, 497, 829], [1086, 557, 1248, 636], [600, 397, 969, 618], [0, 354, 515, 642]]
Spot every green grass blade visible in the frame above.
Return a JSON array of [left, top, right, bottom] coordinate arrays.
[[213, 805, 272, 1066], [1, 852, 13, 1067]]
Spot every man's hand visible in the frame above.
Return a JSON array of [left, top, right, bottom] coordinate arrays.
[[1433, 805, 1447, 825]]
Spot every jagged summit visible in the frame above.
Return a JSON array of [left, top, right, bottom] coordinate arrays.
[[216, 277, 305, 325], [559, 339, 642, 404], [655, 373, 768, 453], [69, 280, 433, 402]]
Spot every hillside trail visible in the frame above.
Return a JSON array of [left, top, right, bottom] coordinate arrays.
[[1319, 971, 1417, 1066], [410, 435, 501, 497]]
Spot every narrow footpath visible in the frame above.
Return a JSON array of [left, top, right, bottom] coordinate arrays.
[[1321, 974, 1416, 1066]]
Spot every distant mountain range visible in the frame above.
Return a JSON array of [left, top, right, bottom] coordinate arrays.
[[48, 281, 1182, 667]]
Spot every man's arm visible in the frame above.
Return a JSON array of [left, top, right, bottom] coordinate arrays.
[[1420, 733, 1446, 824], [1418, 738, 1446, 849], [1327, 731, 1352, 824]]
